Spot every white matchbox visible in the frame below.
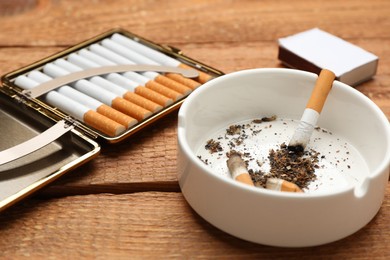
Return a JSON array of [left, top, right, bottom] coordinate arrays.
[[278, 28, 378, 86]]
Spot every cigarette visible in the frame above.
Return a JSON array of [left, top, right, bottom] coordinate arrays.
[[104, 68, 183, 104], [77, 50, 174, 107], [27, 70, 138, 129], [163, 72, 200, 90], [106, 73, 173, 107], [90, 76, 162, 113], [178, 63, 212, 84], [42, 63, 152, 121], [104, 38, 201, 90], [143, 80, 183, 101], [89, 44, 186, 100], [226, 153, 255, 186], [266, 178, 303, 193], [57, 86, 138, 128], [14, 75, 125, 136], [288, 69, 335, 152], [101, 38, 195, 94], [83, 109, 126, 137], [63, 55, 164, 112], [111, 33, 212, 84]]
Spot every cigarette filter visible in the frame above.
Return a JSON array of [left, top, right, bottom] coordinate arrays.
[[266, 178, 303, 193]]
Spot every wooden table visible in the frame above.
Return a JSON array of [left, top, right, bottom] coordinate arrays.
[[0, 0, 389, 258]]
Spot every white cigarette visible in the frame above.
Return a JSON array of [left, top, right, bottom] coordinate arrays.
[[77, 51, 173, 107], [90, 43, 158, 80], [14, 75, 126, 136], [100, 41, 193, 95], [41, 64, 115, 105], [53, 59, 128, 98], [14, 75, 40, 90], [27, 70, 137, 129], [111, 33, 212, 84], [81, 48, 151, 85], [102, 38, 160, 66], [111, 33, 180, 67], [105, 37, 201, 90], [42, 63, 151, 121], [44, 91, 126, 136], [66, 54, 164, 112], [57, 86, 137, 128], [89, 45, 184, 101], [79, 47, 169, 101], [69, 52, 139, 90]]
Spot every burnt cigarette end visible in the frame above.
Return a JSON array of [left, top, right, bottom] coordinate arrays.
[[261, 115, 277, 122], [226, 152, 254, 186], [287, 144, 304, 153], [227, 153, 245, 172]]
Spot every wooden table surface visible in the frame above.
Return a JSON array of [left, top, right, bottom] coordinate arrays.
[[0, 0, 389, 258]]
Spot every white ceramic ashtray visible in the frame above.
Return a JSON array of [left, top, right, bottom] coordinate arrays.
[[177, 68, 390, 247]]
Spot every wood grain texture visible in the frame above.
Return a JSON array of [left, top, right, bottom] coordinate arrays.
[[0, 0, 389, 258], [0, 190, 389, 259]]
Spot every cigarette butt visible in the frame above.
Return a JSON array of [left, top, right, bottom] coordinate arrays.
[[96, 104, 138, 128], [266, 178, 303, 193], [123, 91, 163, 113], [235, 174, 256, 186], [111, 97, 152, 121], [154, 75, 192, 95], [134, 86, 174, 107], [179, 63, 213, 84], [145, 80, 184, 101], [226, 153, 254, 186], [306, 69, 335, 113], [165, 73, 201, 90], [83, 110, 126, 136]]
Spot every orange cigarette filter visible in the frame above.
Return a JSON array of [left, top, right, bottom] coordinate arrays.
[[145, 80, 184, 101], [235, 174, 255, 186], [266, 178, 303, 193], [83, 110, 126, 136], [165, 73, 201, 90], [111, 97, 153, 121], [306, 69, 335, 113], [179, 63, 213, 84], [134, 86, 173, 107], [96, 104, 138, 128], [123, 91, 163, 113], [154, 74, 192, 95]]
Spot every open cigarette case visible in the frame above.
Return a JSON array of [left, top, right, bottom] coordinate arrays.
[[0, 28, 223, 212]]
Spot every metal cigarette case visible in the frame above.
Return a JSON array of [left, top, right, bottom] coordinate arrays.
[[0, 28, 223, 212]]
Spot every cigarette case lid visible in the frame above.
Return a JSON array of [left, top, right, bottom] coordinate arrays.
[[0, 89, 100, 211]]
